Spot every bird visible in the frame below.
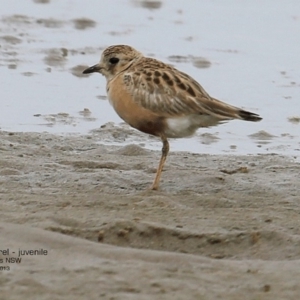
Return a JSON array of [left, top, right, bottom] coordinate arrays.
[[83, 45, 262, 190]]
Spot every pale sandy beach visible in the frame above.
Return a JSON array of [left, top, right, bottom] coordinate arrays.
[[1, 130, 300, 299]]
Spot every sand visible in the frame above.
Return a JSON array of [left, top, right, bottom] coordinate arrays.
[[1, 129, 300, 299]]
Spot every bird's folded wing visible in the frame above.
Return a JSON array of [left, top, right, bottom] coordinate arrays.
[[122, 67, 240, 120]]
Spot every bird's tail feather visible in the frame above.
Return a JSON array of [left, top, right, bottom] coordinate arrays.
[[209, 98, 262, 122], [238, 109, 262, 122]]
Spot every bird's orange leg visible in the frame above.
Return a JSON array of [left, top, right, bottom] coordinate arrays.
[[150, 135, 169, 190]]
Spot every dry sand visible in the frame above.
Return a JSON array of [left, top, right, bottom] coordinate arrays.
[[1, 128, 300, 299]]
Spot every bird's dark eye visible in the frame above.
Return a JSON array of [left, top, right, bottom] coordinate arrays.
[[109, 57, 119, 64]]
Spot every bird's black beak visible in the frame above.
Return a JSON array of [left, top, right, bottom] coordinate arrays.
[[82, 64, 102, 74]]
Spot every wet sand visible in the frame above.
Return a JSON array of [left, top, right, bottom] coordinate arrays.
[[1, 129, 300, 299]]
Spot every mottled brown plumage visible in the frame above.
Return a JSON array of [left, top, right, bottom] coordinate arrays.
[[83, 45, 262, 190]]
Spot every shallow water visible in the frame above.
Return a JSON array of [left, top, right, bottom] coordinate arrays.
[[1, 0, 299, 156]]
